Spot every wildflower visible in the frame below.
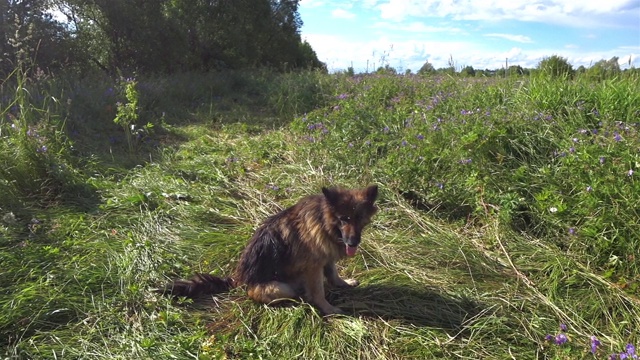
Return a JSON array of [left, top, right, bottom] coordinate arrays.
[[586, 186, 593, 192], [459, 158, 472, 165], [435, 182, 444, 190], [628, 169, 634, 177], [348, 143, 354, 148], [545, 334, 554, 341], [560, 323, 567, 332], [572, 137, 579, 143], [549, 207, 558, 213], [337, 93, 348, 100], [599, 156, 606, 164], [569, 147, 575, 154], [626, 344, 636, 356], [364, 140, 371, 146], [383, 126, 390, 133], [37, 145, 47, 153], [401, 140, 408, 147], [416, 134, 424, 140], [568, 227, 576, 236], [555, 333, 568, 345], [591, 336, 601, 354], [614, 132, 622, 142]]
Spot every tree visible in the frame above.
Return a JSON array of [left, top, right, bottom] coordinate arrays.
[[0, 0, 70, 76], [418, 61, 435, 75], [460, 65, 475, 77], [45, 0, 323, 74], [537, 55, 574, 79], [587, 57, 621, 80]]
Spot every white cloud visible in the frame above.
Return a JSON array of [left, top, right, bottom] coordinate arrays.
[[484, 33, 534, 43], [299, 0, 327, 8], [372, 21, 465, 34], [303, 33, 640, 72], [331, 8, 356, 19], [375, 0, 639, 28]]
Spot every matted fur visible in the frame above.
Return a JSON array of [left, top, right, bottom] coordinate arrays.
[[160, 185, 378, 315]]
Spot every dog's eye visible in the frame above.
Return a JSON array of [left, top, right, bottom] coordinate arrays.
[[339, 216, 351, 222]]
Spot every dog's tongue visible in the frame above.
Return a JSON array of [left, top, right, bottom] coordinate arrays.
[[346, 245, 358, 257]]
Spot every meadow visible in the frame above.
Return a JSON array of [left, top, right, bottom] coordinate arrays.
[[1, 68, 639, 359]]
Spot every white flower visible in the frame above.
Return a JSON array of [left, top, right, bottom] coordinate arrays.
[[549, 207, 558, 213]]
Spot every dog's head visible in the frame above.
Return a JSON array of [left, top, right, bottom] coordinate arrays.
[[322, 184, 378, 256]]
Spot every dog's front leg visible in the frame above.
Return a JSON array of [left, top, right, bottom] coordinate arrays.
[[304, 268, 344, 315], [324, 262, 359, 288]]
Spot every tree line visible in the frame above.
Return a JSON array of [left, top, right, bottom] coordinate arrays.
[[0, 0, 325, 77]]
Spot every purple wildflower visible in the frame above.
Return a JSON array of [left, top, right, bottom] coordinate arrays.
[[555, 333, 568, 345], [545, 334, 554, 341], [586, 186, 593, 192], [599, 156, 605, 164], [560, 323, 568, 332], [36, 145, 47, 153], [383, 126, 390, 133], [591, 336, 601, 354], [626, 344, 636, 356], [614, 132, 622, 142], [337, 93, 349, 100], [348, 143, 354, 148], [364, 140, 371, 146], [569, 147, 575, 154], [401, 140, 408, 147], [416, 134, 424, 140], [628, 169, 634, 177], [568, 227, 576, 236]]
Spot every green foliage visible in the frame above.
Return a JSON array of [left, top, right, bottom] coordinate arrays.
[[587, 56, 622, 81], [0, 68, 80, 206], [537, 55, 574, 79], [113, 77, 153, 154], [292, 73, 640, 280], [418, 61, 436, 75], [2, 68, 640, 359]]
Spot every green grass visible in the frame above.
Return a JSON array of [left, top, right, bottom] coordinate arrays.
[[1, 69, 639, 359]]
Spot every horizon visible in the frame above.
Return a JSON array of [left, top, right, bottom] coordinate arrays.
[[299, 0, 640, 73]]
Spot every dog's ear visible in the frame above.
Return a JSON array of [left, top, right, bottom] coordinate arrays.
[[365, 184, 378, 203], [322, 187, 339, 205]]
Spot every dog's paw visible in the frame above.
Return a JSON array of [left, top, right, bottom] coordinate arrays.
[[323, 306, 346, 316], [343, 278, 359, 287]]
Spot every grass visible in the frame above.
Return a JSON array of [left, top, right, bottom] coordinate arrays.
[[1, 68, 639, 359]]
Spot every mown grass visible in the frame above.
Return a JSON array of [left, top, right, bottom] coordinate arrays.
[[1, 68, 639, 359]]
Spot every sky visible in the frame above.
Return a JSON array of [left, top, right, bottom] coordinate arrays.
[[298, 0, 640, 73]]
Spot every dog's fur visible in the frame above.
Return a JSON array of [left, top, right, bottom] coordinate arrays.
[[161, 185, 378, 315]]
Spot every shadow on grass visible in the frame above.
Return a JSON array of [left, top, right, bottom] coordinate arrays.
[[329, 283, 484, 337], [174, 282, 485, 339]]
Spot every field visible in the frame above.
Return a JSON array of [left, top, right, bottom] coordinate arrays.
[[1, 69, 639, 359]]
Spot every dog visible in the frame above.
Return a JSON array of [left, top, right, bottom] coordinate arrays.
[[160, 185, 378, 315]]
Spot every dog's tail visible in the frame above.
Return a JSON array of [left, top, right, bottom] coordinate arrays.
[[157, 273, 236, 298]]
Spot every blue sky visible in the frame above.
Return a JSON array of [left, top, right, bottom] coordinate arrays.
[[298, 0, 640, 73]]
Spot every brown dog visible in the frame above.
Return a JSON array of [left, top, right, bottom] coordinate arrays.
[[160, 185, 378, 315]]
